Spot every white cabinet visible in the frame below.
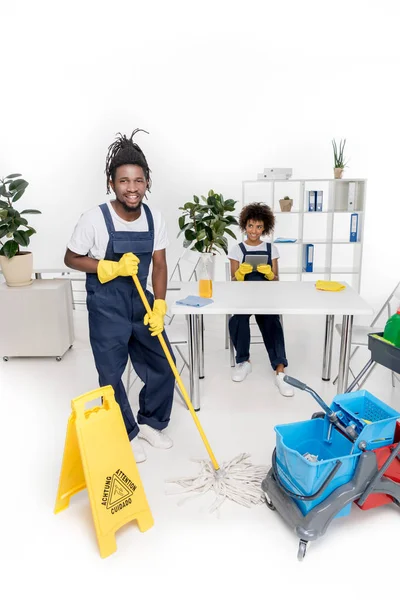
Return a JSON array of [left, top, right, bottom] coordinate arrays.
[[0, 279, 75, 360], [241, 178, 367, 291]]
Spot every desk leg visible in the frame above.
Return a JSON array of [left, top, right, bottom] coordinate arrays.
[[187, 315, 200, 411], [199, 315, 205, 379], [337, 315, 353, 394], [322, 315, 334, 381]]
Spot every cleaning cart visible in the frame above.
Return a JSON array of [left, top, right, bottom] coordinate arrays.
[[262, 333, 400, 561]]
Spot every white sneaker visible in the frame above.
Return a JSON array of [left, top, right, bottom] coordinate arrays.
[[232, 361, 252, 382], [138, 424, 173, 449], [131, 436, 147, 463], [275, 373, 294, 397]]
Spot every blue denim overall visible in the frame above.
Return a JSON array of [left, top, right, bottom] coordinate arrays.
[[86, 203, 175, 440], [229, 242, 288, 370]]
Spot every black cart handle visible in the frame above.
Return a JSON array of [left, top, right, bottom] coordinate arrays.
[[271, 448, 342, 501]]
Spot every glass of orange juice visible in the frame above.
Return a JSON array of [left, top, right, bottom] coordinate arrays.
[[199, 279, 212, 298]]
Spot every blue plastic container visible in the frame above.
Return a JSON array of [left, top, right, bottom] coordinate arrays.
[[275, 418, 361, 516], [330, 390, 400, 450]]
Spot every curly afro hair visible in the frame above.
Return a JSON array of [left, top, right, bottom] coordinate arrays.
[[239, 202, 275, 236]]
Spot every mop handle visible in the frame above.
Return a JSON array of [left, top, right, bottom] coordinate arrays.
[[132, 274, 220, 471]]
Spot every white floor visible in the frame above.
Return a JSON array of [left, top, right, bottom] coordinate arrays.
[[1, 308, 400, 598]]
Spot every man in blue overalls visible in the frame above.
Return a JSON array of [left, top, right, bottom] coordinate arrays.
[[65, 129, 175, 462]]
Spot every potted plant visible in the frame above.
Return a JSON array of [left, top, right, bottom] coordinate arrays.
[[0, 173, 41, 287], [279, 195, 293, 212], [332, 138, 348, 179], [177, 190, 239, 281]]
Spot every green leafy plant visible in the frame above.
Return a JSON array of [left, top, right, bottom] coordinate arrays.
[[332, 138, 348, 169], [178, 190, 239, 254], [0, 174, 41, 259]]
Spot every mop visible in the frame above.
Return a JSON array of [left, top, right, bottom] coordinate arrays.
[[132, 274, 268, 512]]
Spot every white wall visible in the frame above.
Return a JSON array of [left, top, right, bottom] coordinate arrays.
[[2, 0, 400, 312]]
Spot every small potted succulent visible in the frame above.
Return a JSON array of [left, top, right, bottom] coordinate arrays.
[[279, 196, 293, 212], [332, 138, 348, 179]]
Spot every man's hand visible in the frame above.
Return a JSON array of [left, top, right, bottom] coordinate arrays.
[[257, 264, 274, 280], [97, 253, 139, 283], [235, 262, 253, 281], [144, 299, 167, 336]]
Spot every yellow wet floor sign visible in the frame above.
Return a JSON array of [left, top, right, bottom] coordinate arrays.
[[54, 385, 153, 558]]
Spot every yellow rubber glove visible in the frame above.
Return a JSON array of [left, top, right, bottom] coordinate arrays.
[[257, 264, 275, 281], [97, 253, 139, 284], [315, 280, 345, 292], [235, 262, 253, 281], [144, 299, 167, 336]]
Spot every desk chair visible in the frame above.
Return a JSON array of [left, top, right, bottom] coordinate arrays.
[[333, 280, 400, 389]]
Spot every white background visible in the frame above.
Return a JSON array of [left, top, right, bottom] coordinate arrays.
[[2, 0, 399, 311], [2, 1, 400, 594]]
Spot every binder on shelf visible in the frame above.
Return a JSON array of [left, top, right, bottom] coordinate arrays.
[[316, 190, 323, 211], [307, 191, 316, 211], [347, 182, 357, 211], [350, 213, 359, 242], [302, 244, 314, 272]]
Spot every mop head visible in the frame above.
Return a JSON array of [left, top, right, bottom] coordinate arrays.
[[167, 453, 269, 513]]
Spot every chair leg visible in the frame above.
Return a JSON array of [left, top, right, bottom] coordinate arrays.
[[175, 345, 189, 369], [126, 360, 131, 392], [346, 359, 375, 393], [358, 361, 378, 390], [225, 315, 230, 350]]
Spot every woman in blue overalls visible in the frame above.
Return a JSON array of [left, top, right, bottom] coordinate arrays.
[[65, 130, 175, 461], [227, 203, 294, 397]]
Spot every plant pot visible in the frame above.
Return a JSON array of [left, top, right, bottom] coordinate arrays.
[[279, 198, 293, 212], [334, 168, 344, 179], [0, 252, 33, 287]]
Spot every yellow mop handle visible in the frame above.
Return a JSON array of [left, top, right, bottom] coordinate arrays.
[[132, 275, 220, 471]]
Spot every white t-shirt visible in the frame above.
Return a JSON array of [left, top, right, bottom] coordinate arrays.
[[228, 240, 280, 263], [67, 201, 169, 260]]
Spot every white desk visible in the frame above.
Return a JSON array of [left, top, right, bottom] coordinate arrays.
[[171, 281, 373, 410]]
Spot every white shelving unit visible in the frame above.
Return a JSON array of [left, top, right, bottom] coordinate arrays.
[[242, 178, 367, 292]]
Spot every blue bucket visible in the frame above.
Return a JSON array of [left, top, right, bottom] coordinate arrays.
[[330, 390, 400, 450], [275, 418, 361, 516]]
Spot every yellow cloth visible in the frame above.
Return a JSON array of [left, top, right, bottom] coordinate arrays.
[[315, 280, 345, 292], [257, 264, 274, 280], [235, 262, 253, 281], [144, 299, 167, 336], [97, 252, 139, 284]]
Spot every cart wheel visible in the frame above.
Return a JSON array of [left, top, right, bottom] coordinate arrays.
[[56, 356, 62, 362], [297, 540, 308, 561], [3, 356, 9, 362], [264, 493, 276, 511]]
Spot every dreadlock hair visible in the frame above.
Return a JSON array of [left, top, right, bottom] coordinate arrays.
[[239, 202, 275, 236], [105, 128, 152, 194]]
